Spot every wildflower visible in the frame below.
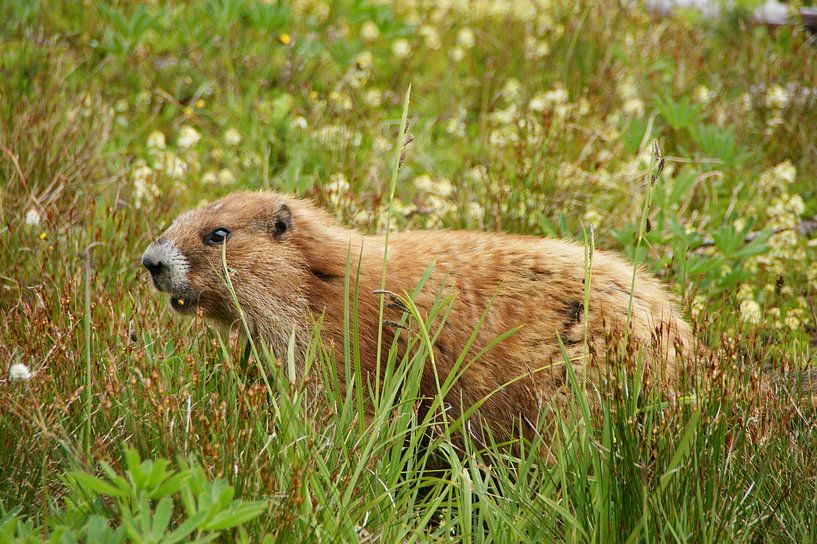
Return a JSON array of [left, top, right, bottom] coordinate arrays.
[[39, 232, 47, 240], [9, 363, 32, 382], [363, 88, 382, 108], [468, 202, 485, 225], [739, 299, 761, 324], [177, 125, 201, 149], [524, 36, 550, 59], [737, 283, 754, 301], [457, 27, 475, 49], [361, 21, 379, 42], [490, 104, 517, 125], [25, 208, 41, 227], [135, 90, 151, 109], [161, 154, 187, 179], [785, 314, 800, 330], [132, 160, 159, 208], [372, 136, 390, 153], [419, 25, 441, 49], [413, 174, 434, 193], [739, 92, 753, 113], [583, 209, 602, 226], [291, 116, 308, 130], [693, 85, 714, 104], [202, 171, 217, 184], [773, 160, 796, 184], [392, 39, 411, 59], [279, 33, 291, 45], [217, 168, 235, 185], [528, 95, 547, 113], [354, 51, 373, 70], [764, 84, 788, 109], [450, 47, 466, 62], [195, 98, 206, 108], [224, 127, 242, 146], [147, 130, 166, 150], [501, 79, 522, 102], [691, 295, 706, 318], [622, 98, 645, 117]]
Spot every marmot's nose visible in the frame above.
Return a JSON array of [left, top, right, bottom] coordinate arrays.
[[142, 253, 166, 278]]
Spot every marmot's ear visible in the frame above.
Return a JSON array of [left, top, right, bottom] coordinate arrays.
[[272, 203, 291, 239]]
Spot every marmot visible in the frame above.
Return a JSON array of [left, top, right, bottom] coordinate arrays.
[[142, 191, 693, 441]]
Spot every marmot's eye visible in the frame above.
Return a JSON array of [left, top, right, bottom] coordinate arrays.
[[205, 227, 231, 246]]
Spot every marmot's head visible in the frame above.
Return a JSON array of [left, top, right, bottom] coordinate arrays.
[[141, 191, 312, 333]]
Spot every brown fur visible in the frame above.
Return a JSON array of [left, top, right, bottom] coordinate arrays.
[[144, 191, 694, 442]]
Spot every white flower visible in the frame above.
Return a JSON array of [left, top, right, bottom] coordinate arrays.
[[622, 98, 645, 117], [765, 84, 788, 109], [217, 168, 235, 185], [528, 95, 547, 113], [450, 46, 466, 62], [161, 153, 187, 179], [773, 160, 796, 184], [25, 208, 41, 226], [290, 116, 307, 130], [147, 130, 166, 150], [691, 295, 706, 318], [392, 39, 411, 59], [739, 299, 762, 324], [9, 363, 32, 382], [419, 25, 441, 49], [363, 88, 382, 108], [693, 85, 714, 104], [501, 79, 522, 102], [457, 27, 475, 49], [327, 173, 350, 194], [413, 174, 435, 193], [177, 125, 201, 149], [202, 171, 217, 184], [361, 20, 379, 42], [224, 127, 242, 146]]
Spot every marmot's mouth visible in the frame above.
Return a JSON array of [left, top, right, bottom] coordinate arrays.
[[169, 293, 197, 314]]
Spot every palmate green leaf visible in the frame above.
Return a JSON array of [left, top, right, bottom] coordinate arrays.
[[163, 510, 210, 544], [98, 462, 131, 496], [202, 501, 267, 531], [145, 459, 171, 492], [86, 515, 125, 544], [150, 497, 173, 540], [149, 471, 191, 501], [68, 472, 129, 499], [124, 449, 144, 488]]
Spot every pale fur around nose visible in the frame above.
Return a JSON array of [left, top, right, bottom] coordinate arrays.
[[141, 239, 191, 293]]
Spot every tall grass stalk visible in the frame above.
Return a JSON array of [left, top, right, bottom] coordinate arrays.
[[374, 85, 412, 396], [625, 140, 663, 337]]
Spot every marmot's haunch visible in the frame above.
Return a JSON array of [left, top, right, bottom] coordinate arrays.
[[142, 191, 693, 440]]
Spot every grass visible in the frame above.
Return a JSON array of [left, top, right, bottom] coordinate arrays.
[[2, 0, 817, 541]]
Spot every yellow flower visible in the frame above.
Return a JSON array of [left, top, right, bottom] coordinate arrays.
[[279, 33, 291, 45], [39, 231, 47, 240], [195, 98, 206, 108]]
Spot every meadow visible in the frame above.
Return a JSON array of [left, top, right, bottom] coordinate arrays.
[[2, 0, 817, 541]]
